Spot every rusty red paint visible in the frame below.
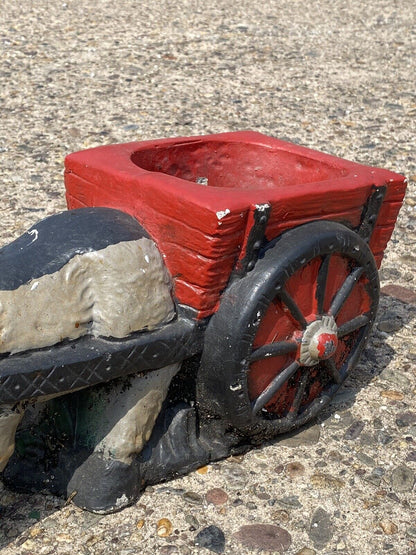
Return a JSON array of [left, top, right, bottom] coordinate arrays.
[[315, 333, 338, 359]]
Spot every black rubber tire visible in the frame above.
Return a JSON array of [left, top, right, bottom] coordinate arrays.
[[197, 220, 379, 440]]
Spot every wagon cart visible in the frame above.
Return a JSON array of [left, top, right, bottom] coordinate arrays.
[[0, 131, 406, 512]]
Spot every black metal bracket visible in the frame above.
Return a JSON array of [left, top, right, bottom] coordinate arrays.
[[232, 203, 271, 280], [357, 185, 387, 242]]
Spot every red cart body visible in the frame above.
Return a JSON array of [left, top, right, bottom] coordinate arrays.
[[65, 131, 406, 318]]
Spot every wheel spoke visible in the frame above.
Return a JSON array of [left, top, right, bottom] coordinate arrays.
[[287, 371, 309, 420], [328, 266, 364, 318], [249, 341, 298, 363], [279, 289, 307, 329], [322, 358, 342, 384], [337, 314, 370, 338], [252, 361, 300, 415], [316, 255, 331, 315]]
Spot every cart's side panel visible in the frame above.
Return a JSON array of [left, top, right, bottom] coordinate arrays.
[[65, 172, 248, 319], [64, 136, 406, 318], [64, 174, 243, 257]]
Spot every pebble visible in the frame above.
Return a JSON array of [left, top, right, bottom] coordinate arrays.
[[406, 450, 416, 462], [373, 418, 384, 429], [379, 520, 398, 535], [196, 466, 209, 475], [310, 473, 345, 489], [227, 454, 245, 463], [308, 507, 334, 550], [272, 509, 290, 523], [329, 388, 356, 406], [159, 546, 179, 555], [183, 491, 204, 505], [390, 465, 415, 492], [233, 524, 292, 552], [396, 411, 416, 428], [376, 430, 393, 445], [380, 284, 416, 304], [356, 452, 376, 467], [379, 368, 411, 389], [29, 525, 43, 538], [56, 533, 73, 543], [194, 525, 225, 554], [377, 318, 402, 333], [80, 512, 104, 530], [157, 518, 173, 537], [327, 410, 355, 429], [295, 548, 316, 555], [185, 514, 199, 529], [363, 498, 379, 509], [359, 432, 375, 447], [328, 450, 343, 461], [407, 526, 416, 538], [380, 390, 404, 401], [221, 464, 249, 490], [21, 539, 38, 551], [285, 461, 305, 478], [206, 488, 228, 506], [277, 496, 303, 509], [344, 420, 365, 440]]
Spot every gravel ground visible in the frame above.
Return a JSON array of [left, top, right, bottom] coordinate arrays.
[[0, 1, 415, 553]]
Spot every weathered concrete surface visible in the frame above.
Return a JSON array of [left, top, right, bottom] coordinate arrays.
[[0, 1, 415, 553]]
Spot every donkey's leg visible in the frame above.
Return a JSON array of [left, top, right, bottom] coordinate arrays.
[[0, 403, 25, 472]]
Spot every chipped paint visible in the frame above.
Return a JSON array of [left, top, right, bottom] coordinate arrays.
[[216, 209, 230, 220], [230, 383, 242, 391], [27, 229, 38, 245], [255, 203, 270, 212]]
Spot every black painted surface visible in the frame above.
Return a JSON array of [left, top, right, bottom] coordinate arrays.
[[358, 185, 387, 242], [4, 391, 242, 513], [0, 315, 204, 404]]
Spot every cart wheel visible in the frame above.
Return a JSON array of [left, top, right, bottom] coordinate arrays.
[[197, 221, 379, 439]]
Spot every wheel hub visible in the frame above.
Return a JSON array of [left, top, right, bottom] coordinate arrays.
[[299, 315, 338, 366]]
